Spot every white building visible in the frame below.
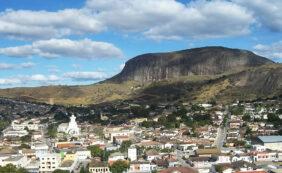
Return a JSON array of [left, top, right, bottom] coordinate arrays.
[[75, 150, 91, 160], [3, 128, 29, 137], [57, 115, 80, 136], [108, 152, 125, 163], [129, 161, 156, 173], [39, 153, 61, 173], [0, 155, 29, 167], [257, 136, 282, 151], [128, 147, 137, 161], [12, 120, 39, 131]]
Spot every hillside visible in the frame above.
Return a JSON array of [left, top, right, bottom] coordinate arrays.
[[132, 64, 282, 104], [108, 46, 273, 83], [0, 46, 280, 105]]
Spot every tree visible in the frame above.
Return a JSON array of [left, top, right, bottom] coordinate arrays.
[[20, 134, 31, 143], [214, 165, 224, 173], [0, 120, 10, 132], [52, 169, 69, 173], [54, 112, 69, 123], [79, 167, 89, 173], [47, 124, 58, 138], [19, 143, 30, 149], [87, 145, 103, 157], [119, 140, 132, 153], [109, 160, 129, 173], [0, 164, 28, 173], [242, 113, 251, 121]]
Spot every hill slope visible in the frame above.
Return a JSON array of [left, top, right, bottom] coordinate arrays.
[[108, 46, 273, 83], [0, 46, 279, 105]]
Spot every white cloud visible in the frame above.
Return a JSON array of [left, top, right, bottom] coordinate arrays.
[[254, 41, 282, 59], [0, 9, 104, 40], [0, 74, 60, 85], [86, 0, 254, 40], [0, 78, 21, 85], [0, 62, 35, 70], [0, 38, 123, 59], [64, 71, 108, 81], [234, 0, 282, 32], [0, 0, 256, 41], [119, 63, 125, 70]]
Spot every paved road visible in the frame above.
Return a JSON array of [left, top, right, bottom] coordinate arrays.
[[214, 109, 230, 150], [214, 126, 227, 150]]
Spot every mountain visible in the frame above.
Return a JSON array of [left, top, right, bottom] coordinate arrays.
[[0, 46, 280, 105], [132, 64, 282, 104], [108, 46, 273, 83]]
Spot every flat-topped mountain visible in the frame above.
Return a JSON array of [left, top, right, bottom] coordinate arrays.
[[0, 46, 280, 105], [109, 46, 273, 83]]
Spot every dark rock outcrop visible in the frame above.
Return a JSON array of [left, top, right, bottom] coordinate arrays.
[[109, 46, 273, 83]]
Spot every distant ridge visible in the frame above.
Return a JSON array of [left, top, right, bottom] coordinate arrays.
[[108, 46, 273, 83], [0, 46, 280, 105]]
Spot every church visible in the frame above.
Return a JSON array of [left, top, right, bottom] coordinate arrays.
[[57, 114, 80, 136]]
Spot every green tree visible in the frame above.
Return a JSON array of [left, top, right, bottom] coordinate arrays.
[[87, 145, 103, 157], [52, 169, 69, 173], [47, 124, 58, 138], [19, 143, 30, 149], [0, 164, 28, 173], [20, 134, 31, 143], [79, 167, 89, 173], [242, 113, 251, 121], [0, 120, 10, 132], [109, 160, 129, 173], [214, 164, 224, 173], [120, 140, 132, 153]]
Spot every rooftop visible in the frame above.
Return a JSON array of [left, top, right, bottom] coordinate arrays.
[[258, 136, 282, 143]]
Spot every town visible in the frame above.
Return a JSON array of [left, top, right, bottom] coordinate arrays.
[[0, 97, 281, 173]]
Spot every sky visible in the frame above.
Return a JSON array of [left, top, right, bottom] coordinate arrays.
[[0, 0, 281, 88]]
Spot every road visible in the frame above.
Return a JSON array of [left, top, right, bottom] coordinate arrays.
[[213, 126, 227, 150], [213, 108, 230, 150]]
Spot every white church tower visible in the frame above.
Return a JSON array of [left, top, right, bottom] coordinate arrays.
[[66, 114, 80, 136]]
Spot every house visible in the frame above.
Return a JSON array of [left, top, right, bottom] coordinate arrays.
[[257, 136, 282, 151], [159, 167, 198, 173], [128, 147, 137, 161], [3, 128, 28, 137], [75, 149, 91, 160], [89, 161, 110, 173], [195, 148, 220, 157], [0, 155, 29, 167], [58, 160, 77, 173], [11, 120, 39, 131], [129, 160, 156, 173], [253, 151, 277, 162], [231, 154, 252, 163], [189, 156, 216, 170], [39, 153, 61, 173], [145, 149, 160, 161], [217, 155, 231, 164], [108, 152, 125, 164]]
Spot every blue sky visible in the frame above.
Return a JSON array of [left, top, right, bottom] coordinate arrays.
[[0, 0, 281, 88]]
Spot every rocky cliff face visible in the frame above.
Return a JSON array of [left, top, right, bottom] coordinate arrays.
[[109, 46, 273, 83]]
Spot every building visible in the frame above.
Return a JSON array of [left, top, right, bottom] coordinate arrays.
[[89, 161, 110, 173], [0, 155, 29, 167], [3, 128, 28, 137], [257, 136, 282, 151], [108, 152, 125, 164], [129, 160, 156, 173], [128, 147, 137, 161], [39, 153, 61, 173], [11, 120, 39, 131], [57, 114, 80, 136]]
